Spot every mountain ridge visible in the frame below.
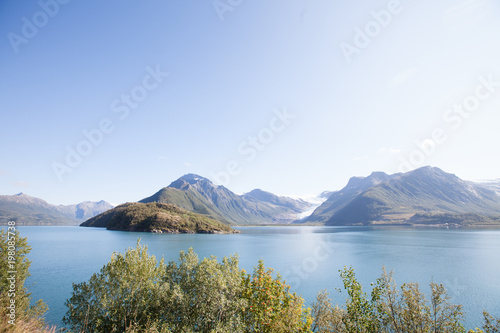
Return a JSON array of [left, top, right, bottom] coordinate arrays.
[[3, 168, 500, 227], [140, 174, 311, 225], [305, 166, 500, 226], [0, 193, 113, 225]]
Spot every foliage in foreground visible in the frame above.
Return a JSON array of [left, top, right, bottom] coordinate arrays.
[[63, 241, 311, 332], [63, 241, 500, 333], [1, 228, 498, 333], [312, 266, 500, 333], [0, 229, 52, 332]]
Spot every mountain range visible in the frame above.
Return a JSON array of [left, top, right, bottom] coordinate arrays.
[[2, 167, 500, 227], [0, 193, 113, 225], [139, 174, 311, 225], [304, 166, 500, 226], [477, 179, 500, 196]]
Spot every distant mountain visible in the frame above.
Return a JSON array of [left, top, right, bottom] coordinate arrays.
[[305, 171, 394, 224], [140, 174, 311, 225], [0, 193, 113, 226], [304, 167, 500, 226], [81, 202, 237, 234], [56, 201, 114, 221], [242, 189, 309, 212], [476, 179, 500, 196], [319, 190, 337, 200]]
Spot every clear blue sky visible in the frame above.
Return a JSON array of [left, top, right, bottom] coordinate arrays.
[[1, 0, 500, 205]]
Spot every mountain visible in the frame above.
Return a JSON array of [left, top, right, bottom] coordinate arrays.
[[0, 193, 113, 225], [476, 179, 500, 196], [305, 167, 500, 226], [55, 201, 114, 221], [242, 189, 309, 212], [319, 190, 336, 200], [305, 171, 394, 224], [81, 202, 237, 234], [140, 174, 311, 225]]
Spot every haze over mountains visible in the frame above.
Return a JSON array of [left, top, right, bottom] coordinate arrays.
[[0, 193, 113, 225], [2, 167, 500, 227], [477, 179, 500, 196], [305, 167, 500, 226]]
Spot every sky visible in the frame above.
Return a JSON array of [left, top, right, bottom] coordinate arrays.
[[1, 0, 500, 205]]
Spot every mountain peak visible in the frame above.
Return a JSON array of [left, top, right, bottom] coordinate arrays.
[[247, 188, 267, 195], [167, 174, 215, 191], [310, 166, 500, 226], [412, 166, 443, 174], [244, 189, 275, 202], [406, 166, 456, 180], [142, 175, 311, 225], [0, 194, 113, 225], [344, 171, 391, 190], [179, 174, 211, 184], [369, 171, 391, 178]]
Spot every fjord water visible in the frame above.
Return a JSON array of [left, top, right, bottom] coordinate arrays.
[[18, 226, 500, 329]]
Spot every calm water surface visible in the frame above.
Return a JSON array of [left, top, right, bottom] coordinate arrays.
[[16, 226, 500, 329]]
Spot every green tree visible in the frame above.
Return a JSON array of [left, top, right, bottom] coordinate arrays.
[[311, 290, 345, 332], [312, 266, 469, 333], [241, 260, 313, 332], [64, 242, 313, 332], [0, 228, 48, 331], [160, 248, 246, 332], [63, 240, 168, 332], [339, 266, 381, 333], [478, 311, 500, 333], [428, 282, 465, 332], [63, 243, 500, 333]]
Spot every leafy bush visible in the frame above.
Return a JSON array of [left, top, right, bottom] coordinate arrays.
[[63, 241, 312, 332], [241, 261, 312, 332], [312, 266, 500, 333], [4, 232, 499, 333], [0, 229, 50, 332]]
